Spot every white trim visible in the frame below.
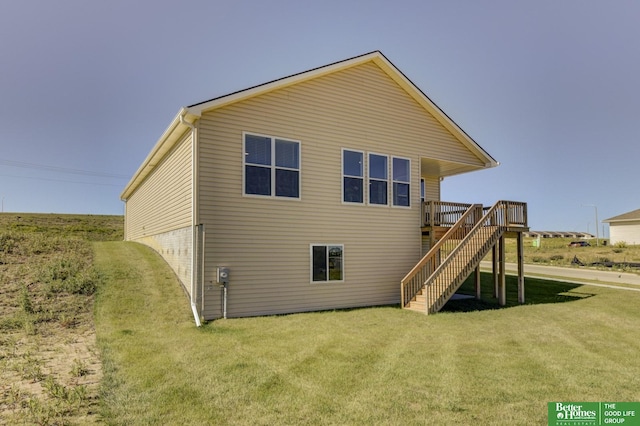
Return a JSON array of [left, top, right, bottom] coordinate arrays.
[[392, 156, 411, 208], [310, 244, 345, 283], [341, 148, 365, 205], [123, 51, 498, 201], [367, 152, 389, 207], [186, 51, 497, 171], [242, 131, 301, 200]]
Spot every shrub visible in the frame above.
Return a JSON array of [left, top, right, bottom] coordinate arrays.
[[20, 286, 34, 314], [70, 359, 90, 377], [64, 269, 100, 296], [615, 241, 628, 248], [39, 257, 84, 283], [0, 232, 22, 254]]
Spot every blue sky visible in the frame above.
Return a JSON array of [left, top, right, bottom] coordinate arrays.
[[1, 0, 638, 234]]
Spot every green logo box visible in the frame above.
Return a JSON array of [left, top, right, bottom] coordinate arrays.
[[548, 402, 640, 426]]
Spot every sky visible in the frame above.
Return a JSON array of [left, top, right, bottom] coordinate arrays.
[[1, 0, 638, 235]]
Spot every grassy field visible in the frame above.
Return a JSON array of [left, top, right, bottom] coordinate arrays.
[[2, 214, 640, 424], [501, 237, 640, 270], [0, 213, 122, 425]]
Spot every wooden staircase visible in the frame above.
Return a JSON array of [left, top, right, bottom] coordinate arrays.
[[401, 201, 527, 314]]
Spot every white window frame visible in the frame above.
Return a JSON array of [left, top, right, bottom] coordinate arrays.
[[310, 244, 345, 283], [243, 132, 301, 200], [341, 148, 365, 204], [368, 152, 389, 206], [392, 156, 411, 208]]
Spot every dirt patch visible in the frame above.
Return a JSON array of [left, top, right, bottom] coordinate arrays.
[[0, 213, 120, 424]]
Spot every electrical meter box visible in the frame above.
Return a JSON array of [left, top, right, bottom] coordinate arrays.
[[217, 267, 230, 285]]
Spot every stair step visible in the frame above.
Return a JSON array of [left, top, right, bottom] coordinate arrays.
[[405, 301, 425, 312]]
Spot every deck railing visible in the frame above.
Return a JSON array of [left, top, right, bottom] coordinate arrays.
[[403, 200, 528, 313], [402, 203, 483, 307], [421, 201, 473, 227], [423, 200, 527, 229]]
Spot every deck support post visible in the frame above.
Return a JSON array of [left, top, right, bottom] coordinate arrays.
[[492, 244, 498, 298], [498, 234, 506, 306], [474, 265, 481, 300], [517, 231, 525, 304]]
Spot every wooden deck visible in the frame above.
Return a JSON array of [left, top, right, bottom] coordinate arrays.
[[403, 200, 529, 314]]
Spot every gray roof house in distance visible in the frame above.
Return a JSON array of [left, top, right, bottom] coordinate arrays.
[[604, 208, 640, 245], [121, 51, 528, 324]]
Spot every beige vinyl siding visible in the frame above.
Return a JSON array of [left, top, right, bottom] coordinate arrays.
[[423, 175, 440, 201], [125, 131, 193, 240], [609, 222, 640, 245], [198, 62, 472, 319]]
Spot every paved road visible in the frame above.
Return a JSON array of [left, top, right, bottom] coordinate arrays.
[[479, 261, 640, 291]]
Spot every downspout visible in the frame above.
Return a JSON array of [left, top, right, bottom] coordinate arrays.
[[180, 113, 202, 327]]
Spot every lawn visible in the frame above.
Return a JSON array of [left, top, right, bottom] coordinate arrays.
[[94, 241, 640, 425], [3, 214, 639, 425]]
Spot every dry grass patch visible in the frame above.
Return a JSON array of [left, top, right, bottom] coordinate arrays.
[[0, 213, 121, 425]]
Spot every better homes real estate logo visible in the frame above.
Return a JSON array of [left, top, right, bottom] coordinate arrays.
[[548, 402, 640, 426], [549, 402, 598, 425]]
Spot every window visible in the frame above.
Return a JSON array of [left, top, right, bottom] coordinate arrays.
[[342, 150, 363, 203], [311, 244, 344, 282], [368, 153, 388, 205], [244, 133, 300, 198], [392, 157, 410, 207]]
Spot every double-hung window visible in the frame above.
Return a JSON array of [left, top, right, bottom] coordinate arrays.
[[392, 157, 410, 207], [244, 133, 300, 198], [342, 149, 363, 203], [368, 153, 388, 205], [311, 244, 344, 282]]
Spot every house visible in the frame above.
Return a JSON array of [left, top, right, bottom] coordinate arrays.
[[604, 208, 640, 245], [121, 51, 528, 323]]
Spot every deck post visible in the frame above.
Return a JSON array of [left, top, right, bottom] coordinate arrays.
[[517, 231, 525, 304], [498, 234, 506, 306], [492, 244, 498, 298], [474, 265, 481, 300]]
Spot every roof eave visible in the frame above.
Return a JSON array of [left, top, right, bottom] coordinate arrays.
[[369, 54, 499, 169], [120, 108, 199, 201], [188, 51, 498, 169], [122, 51, 499, 200]]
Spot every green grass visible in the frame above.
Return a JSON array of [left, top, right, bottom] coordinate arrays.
[[502, 237, 640, 271], [0, 213, 121, 425], [0, 212, 123, 242], [94, 241, 640, 425]]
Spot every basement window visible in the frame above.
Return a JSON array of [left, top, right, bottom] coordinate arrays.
[[311, 244, 344, 282], [244, 133, 300, 198]]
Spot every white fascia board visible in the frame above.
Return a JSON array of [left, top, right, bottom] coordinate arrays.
[[121, 108, 199, 200], [370, 55, 498, 169], [187, 52, 380, 116]]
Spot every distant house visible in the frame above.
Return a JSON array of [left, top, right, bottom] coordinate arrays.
[[604, 209, 640, 245], [524, 231, 593, 239], [121, 51, 527, 323]]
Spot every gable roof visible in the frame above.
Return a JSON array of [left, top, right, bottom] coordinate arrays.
[[603, 208, 640, 223], [122, 51, 497, 200]]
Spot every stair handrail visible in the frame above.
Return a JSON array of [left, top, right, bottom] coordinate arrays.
[[401, 203, 483, 307], [422, 200, 528, 313]]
